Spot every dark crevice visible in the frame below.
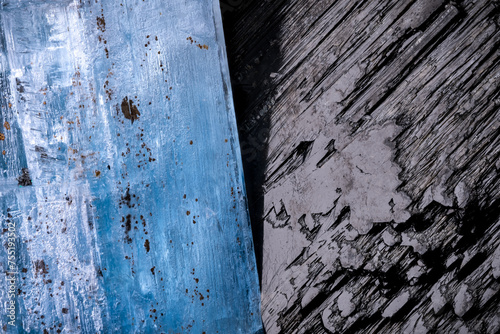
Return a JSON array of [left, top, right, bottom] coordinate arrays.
[[221, 0, 287, 294]]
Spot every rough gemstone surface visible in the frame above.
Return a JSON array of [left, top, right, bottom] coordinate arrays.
[[0, 0, 262, 333]]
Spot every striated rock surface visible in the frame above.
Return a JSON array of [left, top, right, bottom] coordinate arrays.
[[223, 0, 500, 332]]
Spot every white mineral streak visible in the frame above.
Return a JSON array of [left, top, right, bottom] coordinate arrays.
[[453, 284, 474, 317], [337, 290, 355, 318], [382, 291, 410, 318], [492, 245, 500, 279]]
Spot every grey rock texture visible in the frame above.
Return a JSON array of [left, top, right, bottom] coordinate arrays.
[[223, 0, 500, 333]]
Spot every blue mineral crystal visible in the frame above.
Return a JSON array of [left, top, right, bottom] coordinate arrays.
[[0, 0, 262, 332]]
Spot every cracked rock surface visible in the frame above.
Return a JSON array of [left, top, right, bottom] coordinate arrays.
[[223, 0, 500, 332]]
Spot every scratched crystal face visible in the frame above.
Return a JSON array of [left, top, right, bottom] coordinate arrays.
[[0, 0, 262, 333]]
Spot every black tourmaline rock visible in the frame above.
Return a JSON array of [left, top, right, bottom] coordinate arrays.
[[223, 0, 500, 332]]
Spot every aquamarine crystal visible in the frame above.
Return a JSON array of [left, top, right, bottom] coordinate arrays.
[[0, 0, 262, 332]]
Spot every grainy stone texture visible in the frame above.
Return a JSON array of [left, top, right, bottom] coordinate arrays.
[[222, 0, 500, 333]]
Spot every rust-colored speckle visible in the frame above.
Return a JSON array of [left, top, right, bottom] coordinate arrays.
[[144, 239, 150, 253], [34, 259, 49, 276], [186, 211, 190, 216], [189, 140, 193, 145], [224, 139, 228, 142], [196, 44, 209, 50], [120, 96, 141, 123], [4, 121, 10, 130], [95, 170, 101, 177], [151, 266, 155, 275], [96, 16, 106, 32], [0, 133, 5, 141], [2, 150, 5, 155]]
